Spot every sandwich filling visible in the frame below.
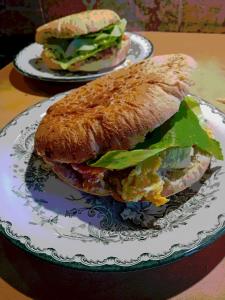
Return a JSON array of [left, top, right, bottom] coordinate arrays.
[[44, 19, 127, 70], [48, 96, 223, 206]]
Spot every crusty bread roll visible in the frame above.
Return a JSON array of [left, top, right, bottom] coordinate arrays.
[[34, 53, 212, 204], [41, 37, 130, 72], [35, 9, 120, 44], [35, 54, 196, 164]]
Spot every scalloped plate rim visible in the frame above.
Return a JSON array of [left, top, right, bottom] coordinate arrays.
[[0, 216, 225, 272], [0, 92, 224, 272]]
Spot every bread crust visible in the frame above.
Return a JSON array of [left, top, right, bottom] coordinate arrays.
[[35, 10, 120, 44], [41, 37, 130, 72], [35, 54, 196, 164]]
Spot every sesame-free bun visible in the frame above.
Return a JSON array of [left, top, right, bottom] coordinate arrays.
[[41, 37, 130, 72], [35, 54, 197, 164], [35, 10, 120, 44]]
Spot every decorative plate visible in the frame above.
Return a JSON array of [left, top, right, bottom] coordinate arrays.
[[13, 32, 153, 82], [0, 92, 224, 272]]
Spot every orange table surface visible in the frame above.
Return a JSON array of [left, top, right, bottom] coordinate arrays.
[[0, 32, 225, 300]]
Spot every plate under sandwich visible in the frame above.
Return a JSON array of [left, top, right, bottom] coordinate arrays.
[[0, 91, 224, 271]]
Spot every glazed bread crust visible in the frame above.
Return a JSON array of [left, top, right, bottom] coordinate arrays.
[[35, 10, 120, 44], [41, 37, 130, 72], [35, 54, 197, 164]]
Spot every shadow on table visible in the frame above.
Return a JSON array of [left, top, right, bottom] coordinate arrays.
[[9, 67, 84, 98], [0, 232, 225, 300]]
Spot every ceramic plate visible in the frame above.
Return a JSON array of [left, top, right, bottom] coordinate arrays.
[[0, 92, 224, 271], [13, 32, 153, 82]]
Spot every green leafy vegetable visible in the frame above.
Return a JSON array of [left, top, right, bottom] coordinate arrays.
[[65, 39, 98, 56], [94, 33, 109, 41], [110, 25, 122, 37], [45, 19, 127, 69], [58, 40, 119, 69], [90, 96, 223, 170], [161, 147, 193, 169], [90, 149, 163, 170]]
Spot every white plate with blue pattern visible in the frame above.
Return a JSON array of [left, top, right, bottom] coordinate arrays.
[[0, 92, 224, 271], [13, 32, 153, 83]]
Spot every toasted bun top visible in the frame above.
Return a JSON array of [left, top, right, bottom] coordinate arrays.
[[35, 9, 120, 44], [35, 54, 197, 164]]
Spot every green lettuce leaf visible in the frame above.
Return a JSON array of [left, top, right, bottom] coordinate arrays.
[[90, 96, 223, 170], [45, 19, 127, 69], [161, 147, 193, 169], [58, 39, 120, 69]]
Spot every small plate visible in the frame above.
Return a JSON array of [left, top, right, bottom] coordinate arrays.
[[0, 92, 224, 271], [13, 32, 153, 82]]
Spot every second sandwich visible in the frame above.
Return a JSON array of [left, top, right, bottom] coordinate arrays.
[[35, 9, 130, 72]]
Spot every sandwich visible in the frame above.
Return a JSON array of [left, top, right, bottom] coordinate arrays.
[[34, 54, 223, 207], [35, 9, 130, 72]]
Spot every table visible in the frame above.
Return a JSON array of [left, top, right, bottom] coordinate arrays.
[[0, 32, 225, 300]]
